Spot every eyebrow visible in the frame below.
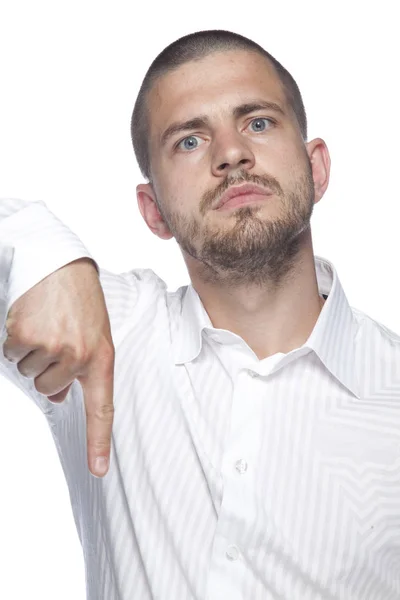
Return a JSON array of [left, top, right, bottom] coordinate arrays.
[[160, 100, 285, 147]]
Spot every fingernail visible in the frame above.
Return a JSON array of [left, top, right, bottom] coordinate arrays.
[[94, 456, 109, 477]]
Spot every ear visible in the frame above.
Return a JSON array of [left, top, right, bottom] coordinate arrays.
[[306, 138, 331, 204], [136, 183, 174, 240]]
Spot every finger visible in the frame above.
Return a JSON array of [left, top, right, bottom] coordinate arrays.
[[79, 350, 115, 478], [47, 383, 74, 403], [33, 360, 78, 396], [3, 338, 33, 364], [16, 348, 56, 379]]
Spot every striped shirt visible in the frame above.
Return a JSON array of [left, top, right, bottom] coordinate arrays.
[[1, 198, 400, 600]]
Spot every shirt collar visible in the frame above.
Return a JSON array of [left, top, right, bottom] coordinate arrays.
[[171, 255, 361, 399]]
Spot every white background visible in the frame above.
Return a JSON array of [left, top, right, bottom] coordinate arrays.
[[0, 0, 399, 597]]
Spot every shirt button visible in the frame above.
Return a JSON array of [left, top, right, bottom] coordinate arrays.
[[235, 459, 248, 474], [226, 545, 240, 561]]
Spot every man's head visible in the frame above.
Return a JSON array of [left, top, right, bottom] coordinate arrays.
[[132, 30, 330, 287], [132, 30, 308, 182]]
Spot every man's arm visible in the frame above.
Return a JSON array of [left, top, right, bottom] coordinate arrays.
[[0, 198, 114, 477], [0, 198, 99, 335]]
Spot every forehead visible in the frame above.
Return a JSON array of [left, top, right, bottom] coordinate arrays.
[[147, 50, 288, 137]]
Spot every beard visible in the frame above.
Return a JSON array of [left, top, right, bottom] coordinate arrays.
[[154, 160, 315, 288]]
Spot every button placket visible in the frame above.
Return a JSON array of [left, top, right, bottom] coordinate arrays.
[[213, 371, 259, 583]]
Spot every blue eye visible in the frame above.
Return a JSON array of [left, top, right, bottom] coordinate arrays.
[[249, 118, 272, 132], [178, 135, 202, 151]]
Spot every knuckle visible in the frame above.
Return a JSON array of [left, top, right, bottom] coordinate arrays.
[[3, 336, 28, 362], [48, 341, 85, 363], [89, 438, 110, 453], [46, 341, 64, 357], [71, 341, 113, 368], [86, 404, 114, 428], [94, 403, 114, 421], [9, 327, 30, 346], [70, 344, 91, 365]]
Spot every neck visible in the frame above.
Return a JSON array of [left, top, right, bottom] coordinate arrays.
[[191, 245, 324, 361]]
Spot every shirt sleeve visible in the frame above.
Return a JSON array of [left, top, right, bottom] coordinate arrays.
[[0, 198, 98, 340]]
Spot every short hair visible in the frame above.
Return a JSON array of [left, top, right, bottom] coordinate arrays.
[[131, 29, 307, 181]]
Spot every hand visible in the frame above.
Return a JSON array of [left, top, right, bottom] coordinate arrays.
[[3, 258, 114, 477]]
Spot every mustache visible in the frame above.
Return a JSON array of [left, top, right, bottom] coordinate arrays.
[[202, 171, 282, 207]]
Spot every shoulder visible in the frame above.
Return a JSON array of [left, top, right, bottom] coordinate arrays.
[[352, 306, 400, 346], [352, 306, 400, 399]]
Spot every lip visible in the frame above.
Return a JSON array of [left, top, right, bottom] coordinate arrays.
[[215, 183, 273, 210]]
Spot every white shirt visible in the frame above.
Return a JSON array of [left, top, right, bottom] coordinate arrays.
[[1, 198, 400, 600]]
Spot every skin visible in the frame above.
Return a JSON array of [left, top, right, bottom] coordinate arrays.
[[136, 49, 331, 360]]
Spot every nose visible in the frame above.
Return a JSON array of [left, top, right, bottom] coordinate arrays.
[[211, 130, 256, 177]]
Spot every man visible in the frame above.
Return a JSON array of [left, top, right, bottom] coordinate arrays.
[[0, 29, 399, 600]]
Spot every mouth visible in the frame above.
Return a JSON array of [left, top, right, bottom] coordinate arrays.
[[214, 183, 273, 210]]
